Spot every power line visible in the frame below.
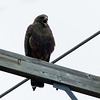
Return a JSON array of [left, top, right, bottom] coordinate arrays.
[[0, 79, 29, 98], [52, 30, 100, 63], [0, 30, 100, 98]]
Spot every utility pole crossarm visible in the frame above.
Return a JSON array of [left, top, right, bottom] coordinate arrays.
[[0, 49, 100, 98]]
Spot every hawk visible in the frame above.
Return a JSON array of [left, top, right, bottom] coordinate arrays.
[[24, 14, 55, 91]]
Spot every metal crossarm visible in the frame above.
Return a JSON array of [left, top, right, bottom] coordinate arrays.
[[0, 30, 100, 99], [0, 49, 100, 98], [53, 83, 78, 100]]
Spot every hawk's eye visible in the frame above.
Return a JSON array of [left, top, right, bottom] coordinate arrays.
[[40, 17, 44, 19]]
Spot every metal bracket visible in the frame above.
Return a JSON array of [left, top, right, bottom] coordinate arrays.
[[53, 83, 78, 100]]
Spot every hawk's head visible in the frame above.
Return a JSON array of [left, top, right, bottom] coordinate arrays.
[[34, 14, 48, 25]]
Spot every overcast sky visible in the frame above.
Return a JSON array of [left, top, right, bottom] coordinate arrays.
[[0, 0, 100, 100]]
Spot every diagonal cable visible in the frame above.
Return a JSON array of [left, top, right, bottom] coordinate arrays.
[[52, 30, 100, 63], [0, 79, 29, 98], [0, 30, 100, 98]]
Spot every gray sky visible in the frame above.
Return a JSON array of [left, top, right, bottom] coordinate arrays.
[[0, 0, 100, 100]]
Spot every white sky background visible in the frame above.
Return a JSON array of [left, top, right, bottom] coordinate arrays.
[[0, 0, 100, 100]]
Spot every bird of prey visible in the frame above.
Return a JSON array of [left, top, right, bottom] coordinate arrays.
[[24, 14, 55, 91]]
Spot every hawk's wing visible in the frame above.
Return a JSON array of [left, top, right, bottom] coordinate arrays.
[[24, 25, 33, 56]]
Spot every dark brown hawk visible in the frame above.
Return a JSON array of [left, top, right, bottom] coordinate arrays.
[[24, 14, 55, 91]]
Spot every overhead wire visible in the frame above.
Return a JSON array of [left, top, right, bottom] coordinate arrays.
[[0, 79, 29, 98]]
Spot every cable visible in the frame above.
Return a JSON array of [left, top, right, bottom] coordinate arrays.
[[0, 78, 29, 98], [0, 30, 100, 98], [52, 30, 100, 63]]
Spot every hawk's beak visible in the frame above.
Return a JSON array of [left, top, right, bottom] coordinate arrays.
[[44, 16, 48, 20], [43, 16, 48, 24]]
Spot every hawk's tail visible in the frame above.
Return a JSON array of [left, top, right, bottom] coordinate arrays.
[[31, 79, 44, 91]]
